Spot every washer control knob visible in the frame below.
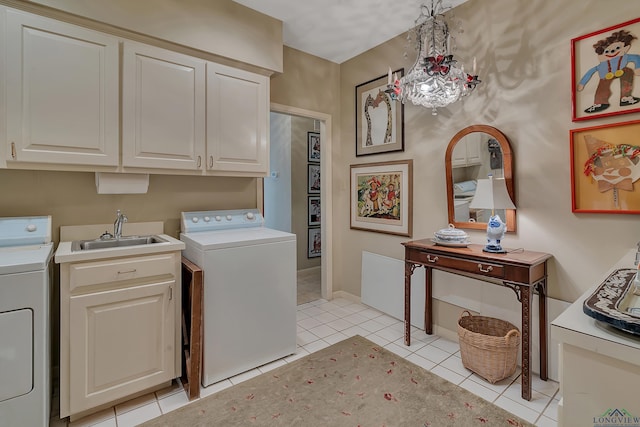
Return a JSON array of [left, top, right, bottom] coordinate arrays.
[[204, 216, 211, 222], [215, 216, 222, 221], [26, 224, 37, 232], [191, 217, 199, 223], [226, 215, 233, 221], [246, 212, 255, 220]]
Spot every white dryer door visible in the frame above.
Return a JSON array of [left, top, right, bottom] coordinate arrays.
[[0, 308, 33, 401]]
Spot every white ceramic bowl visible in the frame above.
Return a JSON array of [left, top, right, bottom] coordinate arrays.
[[434, 225, 469, 242]]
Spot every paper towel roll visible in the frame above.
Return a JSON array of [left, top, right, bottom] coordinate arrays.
[[95, 172, 149, 194]]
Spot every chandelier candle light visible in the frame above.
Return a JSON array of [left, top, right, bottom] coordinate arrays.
[[386, 0, 480, 115], [469, 175, 516, 253]]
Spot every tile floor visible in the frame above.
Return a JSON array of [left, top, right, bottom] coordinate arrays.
[[51, 274, 559, 427]]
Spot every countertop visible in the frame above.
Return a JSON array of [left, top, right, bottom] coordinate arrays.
[[55, 221, 184, 263], [550, 248, 640, 365]]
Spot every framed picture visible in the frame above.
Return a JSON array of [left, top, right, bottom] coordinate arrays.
[[355, 69, 404, 156], [308, 132, 320, 162], [350, 159, 413, 236], [308, 196, 321, 226], [307, 227, 321, 258], [570, 119, 640, 213], [572, 18, 640, 122], [308, 164, 320, 194]]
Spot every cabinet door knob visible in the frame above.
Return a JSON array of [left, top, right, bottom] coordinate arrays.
[[11, 142, 16, 159], [209, 156, 213, 168], [197, 156, 201, 168]]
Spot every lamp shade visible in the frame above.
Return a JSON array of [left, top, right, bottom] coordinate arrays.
[[469, 176, 516, 210]]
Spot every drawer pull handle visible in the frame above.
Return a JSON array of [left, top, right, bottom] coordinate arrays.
[[478, 264, 493, 273], [427, 255, 439, 263], [117, 269, 137, 274]]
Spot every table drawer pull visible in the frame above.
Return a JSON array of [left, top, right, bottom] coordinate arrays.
[[478, 264, 493, 273], [118, 269, 137, 275], [427, 255, 439, 263]]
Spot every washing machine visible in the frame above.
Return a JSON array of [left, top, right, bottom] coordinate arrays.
[[0, 216, 53, 427], [180, 209, 296, 386]]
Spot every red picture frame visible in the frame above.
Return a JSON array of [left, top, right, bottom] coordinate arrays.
[[571, 17, 640, 122], [570, 119, 640, 214]]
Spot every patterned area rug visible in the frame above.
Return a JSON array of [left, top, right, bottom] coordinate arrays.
[[141, 335, 532, 426]]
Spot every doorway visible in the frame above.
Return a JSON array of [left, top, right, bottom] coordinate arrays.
[[260, 103, 332, 301]]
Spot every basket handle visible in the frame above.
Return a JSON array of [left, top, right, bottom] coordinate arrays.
[[459, 310, 472, 320], [506, 329, 520, 339]]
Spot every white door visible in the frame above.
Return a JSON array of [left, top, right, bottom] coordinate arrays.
[[122, 41, 205, 170], [0, 309, 32, 401], [5, 9, 119, 166]]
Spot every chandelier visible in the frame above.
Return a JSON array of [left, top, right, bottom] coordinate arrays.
[[387, 0, 480, 115]]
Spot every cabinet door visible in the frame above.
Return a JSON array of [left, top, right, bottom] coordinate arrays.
[[451, 140, 467, 167], [5, 9, 119, 166], [68, 280, 175, 414], [206, 63, 268, 174], [122, 42, 205, 170], [465, 135, 482, 165]]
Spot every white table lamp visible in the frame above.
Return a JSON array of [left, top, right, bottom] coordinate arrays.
[[469, 175, 516, 253]]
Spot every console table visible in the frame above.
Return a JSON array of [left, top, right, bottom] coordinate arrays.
[[402, 240, 552, 401]]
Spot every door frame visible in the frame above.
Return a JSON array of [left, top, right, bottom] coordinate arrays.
[[258, 103, 332, 300]]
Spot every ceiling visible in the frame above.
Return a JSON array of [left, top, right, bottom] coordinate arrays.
[[232, 0, 469, 64]]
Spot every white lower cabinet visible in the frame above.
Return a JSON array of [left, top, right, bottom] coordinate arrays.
[[59, 252, 181, 419]]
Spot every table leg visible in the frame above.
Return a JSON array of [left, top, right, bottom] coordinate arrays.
[[425, 266, 433, 335], [538, 279, 548, 381], [404, 261, 413, 346], [520, 284, 534, 401]]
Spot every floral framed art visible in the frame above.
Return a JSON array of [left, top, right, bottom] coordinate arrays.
[[308, 196, 321, 226], [307, 227, 321, 258], [350, 159, 412, 236], [308, 132, 320, 162], [308, 164, 320, 194], [570, 119, 640, 214], [572, 17, 640, 122], [355, 69, 404, 156]]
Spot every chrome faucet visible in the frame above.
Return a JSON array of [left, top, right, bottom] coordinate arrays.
[[114, 209, 128, 239]]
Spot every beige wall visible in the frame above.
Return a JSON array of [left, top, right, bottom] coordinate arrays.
[[334, 0, 640, 308], [0, 170, 256, 243], [10, 0, 283, 72]]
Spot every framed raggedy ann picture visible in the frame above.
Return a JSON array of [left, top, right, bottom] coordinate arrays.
[[572, 17, 640, 121]]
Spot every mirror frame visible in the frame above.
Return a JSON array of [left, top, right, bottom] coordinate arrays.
[[445, 124, 516, 232]]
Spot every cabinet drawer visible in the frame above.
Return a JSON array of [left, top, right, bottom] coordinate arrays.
[[69, 253, 176, 292], [413, 252, 504, 279]]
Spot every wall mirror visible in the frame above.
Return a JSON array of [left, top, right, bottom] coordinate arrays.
[[445, 125, 516, 232]]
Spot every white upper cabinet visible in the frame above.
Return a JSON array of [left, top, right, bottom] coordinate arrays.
[[452, 133, 482, 168], [206, 63, 269, 175], [122, 41, 206, 170], [5, 9, 119, 166]]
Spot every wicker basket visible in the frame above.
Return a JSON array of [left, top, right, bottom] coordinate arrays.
[[457, 310, 520, 384]]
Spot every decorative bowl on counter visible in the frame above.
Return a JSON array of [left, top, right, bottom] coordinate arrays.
[[432, 225, 470, 247]]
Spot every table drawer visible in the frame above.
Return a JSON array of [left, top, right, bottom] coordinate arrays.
[[412, 251, 504, 278]]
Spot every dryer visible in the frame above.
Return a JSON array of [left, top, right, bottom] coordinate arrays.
[[0, 216, 53, 427], [181, 209, 296, 386]]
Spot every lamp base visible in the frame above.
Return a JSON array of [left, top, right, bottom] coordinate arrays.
[[483, 244, 506, 254]]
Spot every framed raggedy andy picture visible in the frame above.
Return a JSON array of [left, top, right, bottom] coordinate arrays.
[[572, 17, 640, 121], [355, 69, 404, 156]]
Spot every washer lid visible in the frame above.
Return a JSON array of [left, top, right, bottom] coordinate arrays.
[[181, 227, 296, 250], [0, 243, 54, 274]]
